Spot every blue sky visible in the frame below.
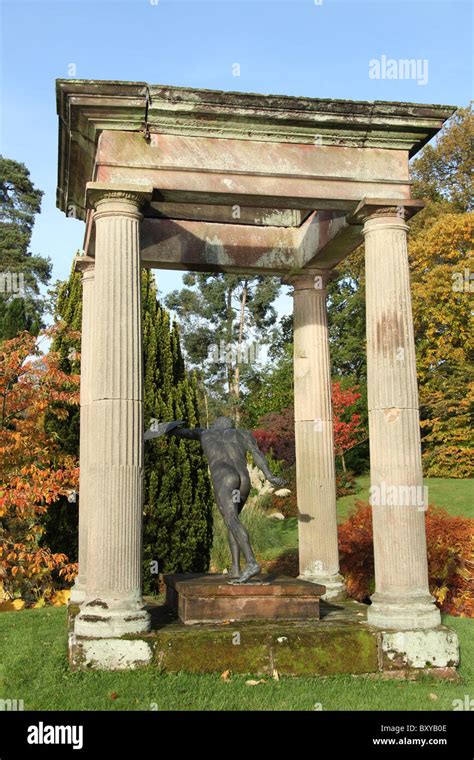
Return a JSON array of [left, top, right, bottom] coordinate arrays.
[[0, 0, 472, 312]]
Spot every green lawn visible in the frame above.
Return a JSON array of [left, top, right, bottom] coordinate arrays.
[[337, 476, 474, 521], [1, 476, 471, 712], [0, 607, 472, 711], [263, 476, 474, 558]]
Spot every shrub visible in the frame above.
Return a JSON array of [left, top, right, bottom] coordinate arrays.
[[338, 501, 474, 616], [0, 332, 79, 605]]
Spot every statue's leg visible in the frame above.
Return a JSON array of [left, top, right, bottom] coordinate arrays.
[[211, 463, 260, 582], [227, 527, 240, 578]]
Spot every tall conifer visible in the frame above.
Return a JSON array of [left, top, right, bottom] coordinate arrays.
[[44, 266, 213, 587]]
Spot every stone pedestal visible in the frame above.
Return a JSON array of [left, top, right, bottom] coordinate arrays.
[[363, 207, 441, 630], [164, 574, 326, 625], [292, 272, 345, 599]]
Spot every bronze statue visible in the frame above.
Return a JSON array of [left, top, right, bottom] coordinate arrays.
[[145, 417, 286, 583]]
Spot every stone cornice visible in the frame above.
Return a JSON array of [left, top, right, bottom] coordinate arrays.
[[56, 79, 456, 219]]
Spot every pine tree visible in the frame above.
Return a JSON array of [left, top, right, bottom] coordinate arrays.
[[0, 156, 51, 340], [141, 271, 213, 592]]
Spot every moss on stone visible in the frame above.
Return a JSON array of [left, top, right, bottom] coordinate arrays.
[[153, 628, 271, 674], [271, 626, 378, 676]]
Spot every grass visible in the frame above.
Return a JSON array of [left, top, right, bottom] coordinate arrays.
[[261, 476, 474, 560], [337, 476, 474, 521], [0, 476, 471, 711], [0, 607, 472, 711]]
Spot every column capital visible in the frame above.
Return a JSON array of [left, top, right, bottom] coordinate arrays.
[[85, 181, 153, 218], [74, 254, 95, 278], [288, 268, 334, 293], [349, 197, 424, 227]]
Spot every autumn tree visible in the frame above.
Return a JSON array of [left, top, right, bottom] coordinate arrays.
[[411, 106, 473, 215], [0, 331, 79, 603], [253, 381, 364, 471], [409, 213, 473, 476]]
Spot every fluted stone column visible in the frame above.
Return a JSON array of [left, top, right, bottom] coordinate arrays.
[[363, 207, 440, 630], [292, 271, 345, 599], [70, 256, 95, 605], [75, 183, 152, 638]]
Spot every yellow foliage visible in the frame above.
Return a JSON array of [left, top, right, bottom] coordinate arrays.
[[0, 598, 26, 612], [51, 589, 70, 607]]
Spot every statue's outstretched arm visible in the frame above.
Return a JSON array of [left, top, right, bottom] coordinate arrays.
[[243, 431, 287, 487], [144, 420, 201, 442], [170, 426, 203, 441]]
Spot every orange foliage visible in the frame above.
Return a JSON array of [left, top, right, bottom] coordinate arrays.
[[0, 331, 79, 604], [338, 501, 473, 617]]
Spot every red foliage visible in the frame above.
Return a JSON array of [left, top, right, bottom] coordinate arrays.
[[331, 381, 363, 459], [253, 426, 295, 466], [254, 382, 364, 469], [0, 331, 79, 603], [338, 501, 474, 616]]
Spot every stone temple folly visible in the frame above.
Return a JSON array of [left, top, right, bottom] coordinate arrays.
[[57, 80, 459, 672]]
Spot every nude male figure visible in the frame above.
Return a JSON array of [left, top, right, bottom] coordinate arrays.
[[145, 417, 286, 583]]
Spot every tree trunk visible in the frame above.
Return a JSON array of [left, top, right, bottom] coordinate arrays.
[[233, 282, 248, 426]]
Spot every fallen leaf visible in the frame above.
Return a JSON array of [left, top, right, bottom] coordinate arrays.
[[272, 668, 280, 681], [428, 693, 438, 701], [110, 692, 118, 700], [220, 670, 231, 682], [245, 679, 266, 686]]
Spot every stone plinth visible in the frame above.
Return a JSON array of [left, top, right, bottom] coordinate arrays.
[[68, 598, 459, 675], [164, 574, 325, 625]]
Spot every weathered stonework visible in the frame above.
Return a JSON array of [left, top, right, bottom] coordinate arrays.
[[363, 209, 441, 630], [74, 186, 152, 640], [57, 81, 458, 670], [67, 599, 459, 676], [291, 271, 345, 599]]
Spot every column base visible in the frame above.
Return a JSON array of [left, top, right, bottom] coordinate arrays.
[[69, 632, 153, 670], [298, 572, 346, 601], [69, 581, 86, 605], [74, 598, 151, 638], [381, 627, 459, 669], [367, 592, 441, 630]]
